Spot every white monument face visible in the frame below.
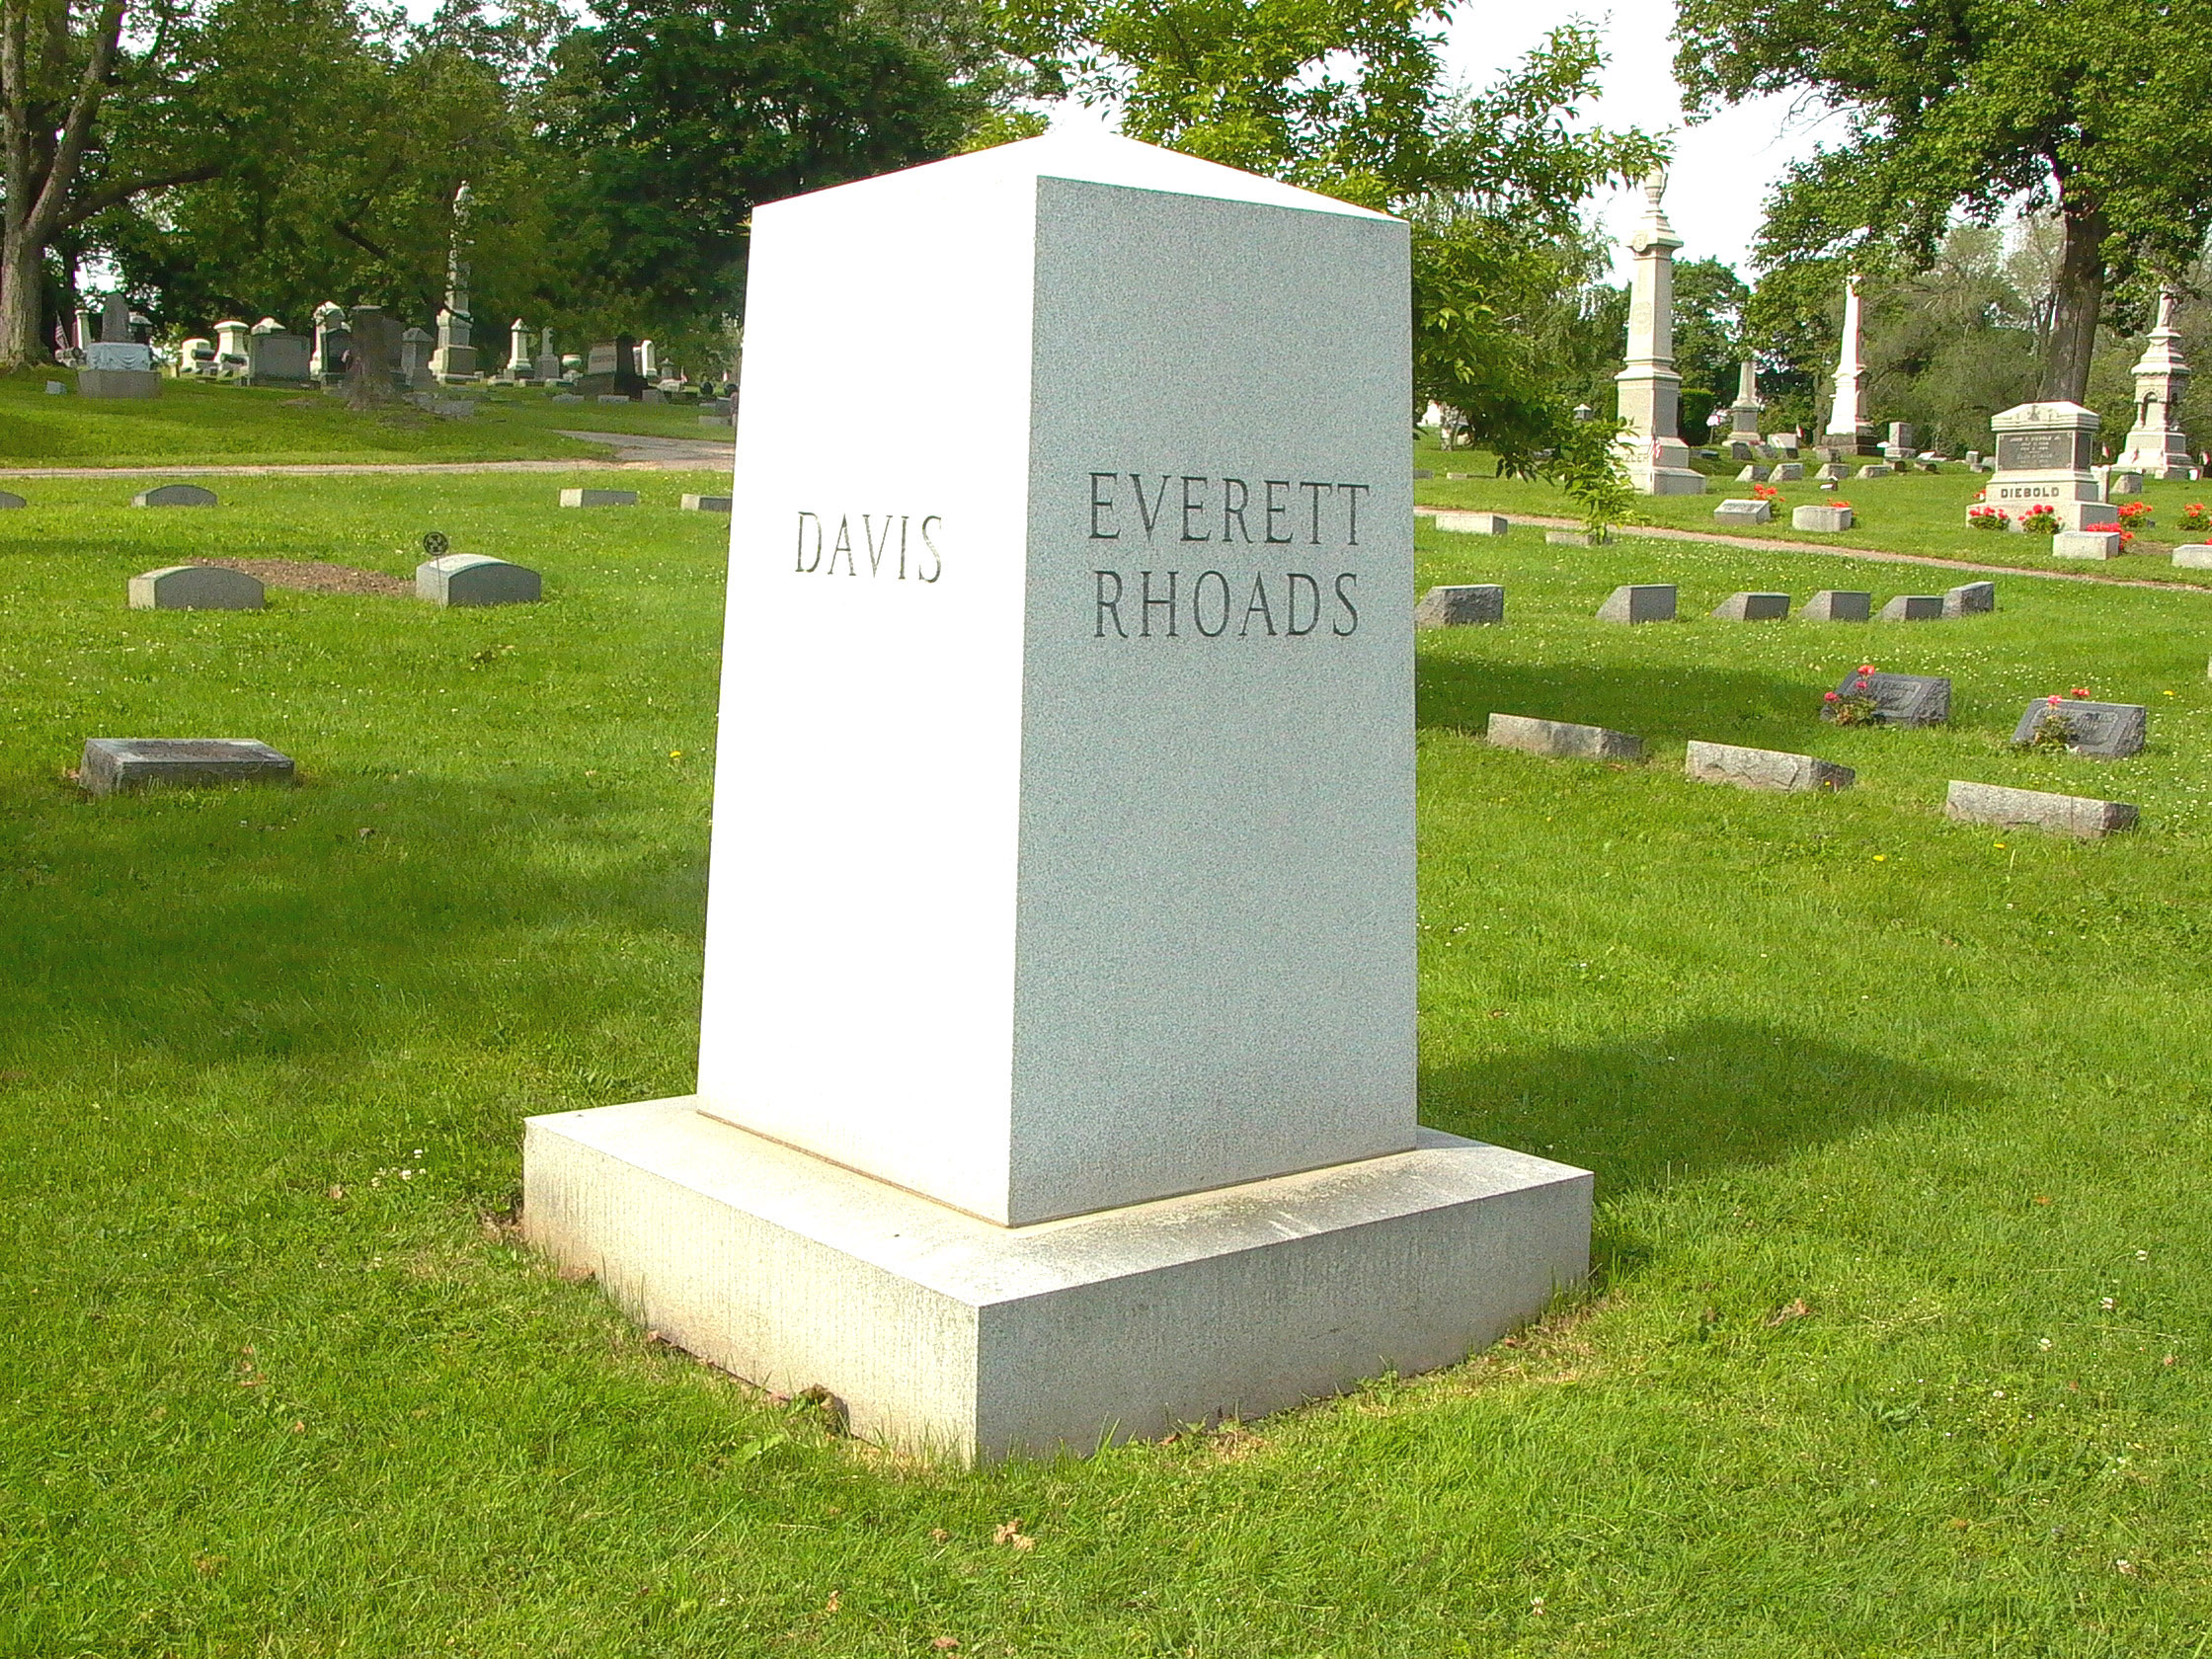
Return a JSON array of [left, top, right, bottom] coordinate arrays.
[[2115, 290, 2195, 481], [699, 135, 1414, 1224], [1982, 400, 2106, 529], [1613, 173, 1704, 496], [523, 131, 1590, 1459]]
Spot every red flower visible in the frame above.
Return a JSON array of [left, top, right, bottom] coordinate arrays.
[[2047, 694, 2063, 706], [1858, 664, 1875, 674], [1824, 690, 1839, 702], [2071, 687, 2090, 699]]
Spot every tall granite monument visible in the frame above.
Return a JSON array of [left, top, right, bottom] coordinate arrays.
[[521, 130, 1591, 1461], [2114, 289, 2195, 481], [1613, 173, 1704, 495], [1984, 401, 2107, 530], [1822, 276, 1877, 456], [431, 182, 478, 383]]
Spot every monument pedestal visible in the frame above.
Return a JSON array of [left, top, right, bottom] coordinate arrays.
[[525, 1100, 1590, 1461], [77, 367, 160, 399]]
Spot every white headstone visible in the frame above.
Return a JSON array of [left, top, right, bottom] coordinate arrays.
[[2114, 289, 2196, 481], [213, 319, 251, 368], [1984, 402, 2103, 525], [521, 129, 1590, 1462], [1824, 276, 1874, 452], [509, 318, 532, 378], [1612, 173, 1704, 496]]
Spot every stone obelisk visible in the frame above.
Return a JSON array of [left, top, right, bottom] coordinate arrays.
[[432, 183, 478, 383], [2115, 288, 2196, 480], [1613, 173, 1704, 495], [1722, 359, 1765, 456], [1823, 276, 1876, 456]]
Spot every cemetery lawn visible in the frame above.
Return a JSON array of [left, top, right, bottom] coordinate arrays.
[[0, 371, 664, 467], [1420, 435, 2212, 585], [6, 481, 2212, 1656]]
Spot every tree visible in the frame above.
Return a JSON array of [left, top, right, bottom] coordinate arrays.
[[1676, 0, 2212, 403], [1670, 256, 1748, 441], [537, 0, 990, 344]]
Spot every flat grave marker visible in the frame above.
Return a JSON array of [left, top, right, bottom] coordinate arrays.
[[1879, 595, 1943, 621], [80, 738, 294, 796], [1685, 741, 1853, 793], [1943, 581, 1996, 615], [1802, 590, 1870, 621], [1487, 712, 1643, 761], [1945, 780, 2136, 838], [559, 488, 638, 508], [1415, 585, 1503, 627], [1825, 670, 1950, 726], [1711, 591, 1789, 621], [1598, 584, 1676, 623], [681, 494, 734, 514], [2011, 697, 2146, 758], [1792, 504, 1853, 532]]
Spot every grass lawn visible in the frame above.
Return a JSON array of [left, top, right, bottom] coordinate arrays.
[[0, 371, 727, 468], [1419, 434, 2212, 586], [3, 482, 2210, 1655]]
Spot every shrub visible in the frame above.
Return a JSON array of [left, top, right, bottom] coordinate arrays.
[[1968, 505, 2009, 530], [2019, 505, 2059, 536]]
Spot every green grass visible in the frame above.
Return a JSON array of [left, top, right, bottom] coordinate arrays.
[[1419, 434, 2212, 585], [4, 483, 2211, 1655], [0, 371, 728, 467]]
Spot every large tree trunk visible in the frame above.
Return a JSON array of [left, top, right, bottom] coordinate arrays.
[[2039, 193, 2106, 404], [0, 229, 40, 365]]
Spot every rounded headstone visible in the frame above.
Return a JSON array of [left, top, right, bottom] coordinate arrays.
[[127, 565, 265, 611], [131, 484, 218, 508], [416, 553, 541, 607], [0, 490, 25, 510]]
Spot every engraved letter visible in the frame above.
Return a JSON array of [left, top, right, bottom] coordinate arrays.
[[916, 515, 943, 583], [1192, 570, 1230, 637], [1299, 481, 1333, 544], [1222, 478, 1251, 542], [1333, 571, 1359, 635], [898, 515, 908, 580], [863, 514, 898, 576], [1263, 480, 1294, 543], [1141, 570, 1179, 637], [1287, 572, 1320, 635], [1337, 483, 1371, 545], [1089, 472, 1119, 538], [1094, 571, 1127, 637], [1180, 477, 1210, 541], [794, 511, 822, 573], [830, 515, 857, 576], [1239, 574, 1277, 637], [1132, 474, 1169, 537]]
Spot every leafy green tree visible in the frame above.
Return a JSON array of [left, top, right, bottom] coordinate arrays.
[[1676, 0, 2212, 403], [538, 0, 991, 344], [1671, 256, 1747, 442]]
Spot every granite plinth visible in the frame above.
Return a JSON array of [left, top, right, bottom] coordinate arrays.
[[1802, 591, 1871, 622], [1879, 595, 1943, 621], [1944, 780, 2136, 838], [2011, 699, 2146, 758], [1597, 584, 1675, 623], [1685, 741, 1854, 793], [2053, 530, 2122, 560], [2174, 544, 2212, 570], [78, 368, 161, 399], [1711, 591, 1788, 621], [80, 738, 294, 795], [1792, 505, 1854, 532], [1485, 712, 1643, 761], [524, 1100, 1592, 1462], [1415, 585, 1504, 627]]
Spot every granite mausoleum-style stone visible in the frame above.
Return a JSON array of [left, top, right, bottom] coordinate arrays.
[[1711, 591, 1789, 620], [1943, 582, 1996, 616], [521, 130, 1591, 1462], [2053, 530, 2122, 560], [2011, 698, 2146, 758], [1486, 712, 1643, 761], [1802, 590, 1871, 621], [1792, 505, 1854, 531], [1684, 741, 1854, 793], [80, 738, 294, 795], [1713, 499, 1772, 525], [132, 484, 217, 508], [559, 488, 638, 507], [1430, 510, 1508, 535], [417, 553, 541, 606], [128, 565, 265, 610], [1415, 585, 1504, 627], [680, 494, 734, 513], [1879, 594, 1943, 621], [1598, 583, 1676, 623], [1944, 779, 2137, 838], [1828, 670, 1949, 726]]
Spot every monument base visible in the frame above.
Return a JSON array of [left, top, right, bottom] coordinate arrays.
[[77, 368, 161, 399], [523, 1099, 1591, 1462]]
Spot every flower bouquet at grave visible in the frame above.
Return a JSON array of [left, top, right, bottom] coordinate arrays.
[[2016, 689, 2092, 750], [1752, 482, 1780, 502], [2117, 501, 2154, 533], [1823, 665, 1881, 726], [1968, 505, 2010, 530], [2180, 503, 2210, 534], [2018, 504, 2059, 535]]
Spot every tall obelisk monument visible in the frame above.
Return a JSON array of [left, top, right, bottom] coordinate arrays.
[[1613, 173, 1704, 495], [2115, 288, 2196, 480], [1823, 275, 1875, 455]]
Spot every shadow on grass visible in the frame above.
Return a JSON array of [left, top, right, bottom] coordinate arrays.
[[1416, 652, 1821, 747], [1421, 1016, 1972, 1203]]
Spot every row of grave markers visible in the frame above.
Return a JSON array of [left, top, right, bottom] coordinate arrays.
[[1416, 581, 1997, 628]]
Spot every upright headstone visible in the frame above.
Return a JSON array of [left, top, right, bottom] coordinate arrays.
[[1597, 584, 1676, 623], [310, 301, 350, 382], [432, 182, 479, 382], [1722, 359, 1764, 453], [637, 339, 659, 380], [247, 319, 309, 384], [1801, 590, 1871, 621], [1985, 402, 2103, 529], [400, 326, 436, 389], [128, 565, 264, 610], [519, 130, 1590, 1462], [79, 292, 160, 398], [2114, 289, 2195, 481], [1822, 276, 1877, 456], [416, 554, 540, 606], [508, 318, 532, 380], [211, 319, 251, 372], [612, 335, 646, 398], [534, 329, 562, 383], [1612, 174, 1704, 496], [347, 305, 402, 401]]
